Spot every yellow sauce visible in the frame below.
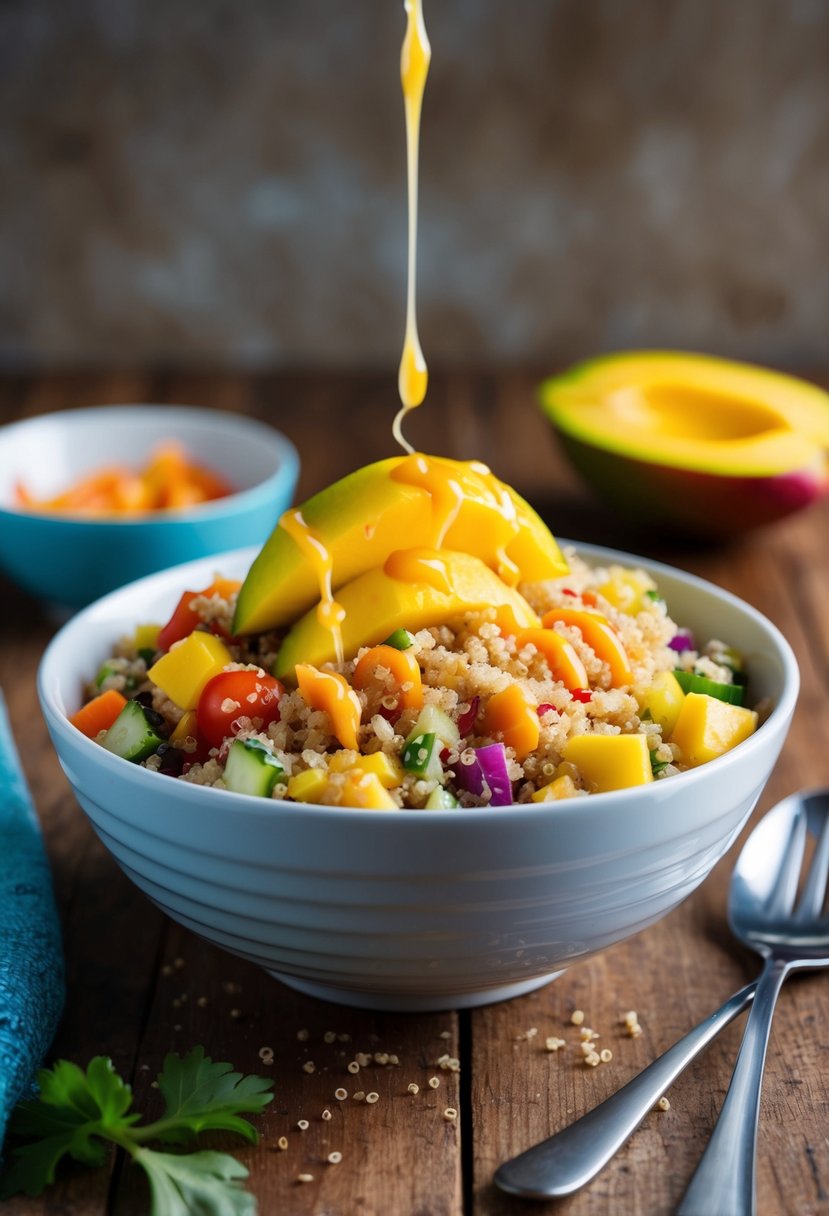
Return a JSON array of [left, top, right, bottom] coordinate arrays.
[[393, 0, 431, 454], [280, 508, 345, 666], [384, 547, 452, 595], [390, 452, 464, 546]]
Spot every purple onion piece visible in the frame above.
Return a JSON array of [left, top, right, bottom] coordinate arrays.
[[668, 630, 696, 653], [453, 750, 484, 797], [475, 743, 513, 807]]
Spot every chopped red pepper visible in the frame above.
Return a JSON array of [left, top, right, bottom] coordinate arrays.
[[536, 703, 557, 718], [570, 688, 593, 703]]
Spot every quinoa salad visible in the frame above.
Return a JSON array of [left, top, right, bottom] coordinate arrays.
[[70, 552, 763, 810]]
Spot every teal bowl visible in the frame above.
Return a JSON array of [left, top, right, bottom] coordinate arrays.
[[0, 405, 299, 610]]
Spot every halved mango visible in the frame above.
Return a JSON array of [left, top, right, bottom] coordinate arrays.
[[233, 455, 567, 634], [274, 548, 539, 679], [540, 352, 829, 536]]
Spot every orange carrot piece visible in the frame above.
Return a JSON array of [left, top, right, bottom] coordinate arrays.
[[483, 684, 540, 761], [351, 644, 423, 710], [69, 689, 128, 739]]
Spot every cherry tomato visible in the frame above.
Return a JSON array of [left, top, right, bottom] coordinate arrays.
[[196, 669, 284, 749]]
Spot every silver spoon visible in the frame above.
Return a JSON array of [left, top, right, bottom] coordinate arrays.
[[495, 789, 829, 1209]]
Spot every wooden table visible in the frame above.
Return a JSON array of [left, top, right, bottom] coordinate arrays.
[[2, 370, 827, 1216]]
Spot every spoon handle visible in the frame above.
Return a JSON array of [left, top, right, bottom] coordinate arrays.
[[677, 956, 789, 1216], [494, 981, 756, 1199]]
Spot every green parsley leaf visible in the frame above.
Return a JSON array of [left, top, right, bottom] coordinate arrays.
[[0, 1048, 274, 1215], [649, 749, 670, 775], [135, 1147, 256, 1216]]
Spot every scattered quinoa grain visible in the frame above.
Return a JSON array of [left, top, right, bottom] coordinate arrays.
[[297, 1119, 309, 1131], [173, 957, 185, 969], [161, 964, 173, 977], [297, 1173, 314, 1183], [229, 1008, 242, 1020], [439, 1030, 451, 1039], [196, 996, 209, 1008], [297, 1028, 310, 1042], [584, 1052, 601, 1067], [443, 1107, 458, 1121], [277, 1136, 288, 1151], [347, 1061, 360, 1074], [545, 1037, 566, 1052], [324, 1031, 336, 1044], [365, 1092, 380, 1104], [428, 1076, 440, 1089], [337, 1033, 351, 1042], [571, 1010, 585, 1026], [355, 1051, 372, 1068], [327, 1151, 343, 1165], [656, 1096, 671, 1111], [321, 1108, 332, 1121], [353, 1091, 366, 1102], [334, 1087, 348, 1101], [302, 1061, 316, 1074], [407, 1083, 420, 1095], [600, 1049, 613, 1063], [258, 1046, 274, 1065]]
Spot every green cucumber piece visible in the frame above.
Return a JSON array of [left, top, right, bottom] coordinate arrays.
[[382, 628, 416, 651], [102, 700, 166, 762], [402, 731, 443, 779], [223, 738, 285, 797], [425, 786, 459, 810], [405, 704, 461, 749], [673, 669, 745, 706]]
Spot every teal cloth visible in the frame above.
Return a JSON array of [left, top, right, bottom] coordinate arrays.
[[0, 692, 64, 1147]]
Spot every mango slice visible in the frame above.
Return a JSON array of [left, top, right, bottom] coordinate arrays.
[[563, 733, 653, 792], [148, 632, 232, 710], [233, 455, 567, 635], [274, 548, 539, 679], [540, 352, 829, 536], [670, 692, 758, 767], [635, 670, 686, 736], [483, 683, 540, 761]]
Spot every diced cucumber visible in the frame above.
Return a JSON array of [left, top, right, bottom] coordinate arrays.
[[405, 704, 460, 749], [425, 786, 459, 810], [102, 700, 166, 763], [402, 732, 443, 780], [223, 738, 285, 798], [382, 628, 416, 651], [673, 669, 745, 706]]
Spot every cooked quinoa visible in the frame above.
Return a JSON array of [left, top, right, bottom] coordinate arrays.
[[80, 552, 761, 808]]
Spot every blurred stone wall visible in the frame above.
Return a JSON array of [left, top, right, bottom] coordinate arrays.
[[1, 0, 828, 367]]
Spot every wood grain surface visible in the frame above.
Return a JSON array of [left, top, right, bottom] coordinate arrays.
[[1, 370, 827, 1216]]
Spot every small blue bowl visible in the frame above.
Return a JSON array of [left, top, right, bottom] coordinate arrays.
[[0, 405, 299, 610]]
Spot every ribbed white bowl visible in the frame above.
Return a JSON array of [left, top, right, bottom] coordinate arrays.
[[38, 543, 798, 1010]]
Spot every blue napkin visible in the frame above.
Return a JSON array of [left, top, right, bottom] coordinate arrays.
[[0, 692, 64, 1148]]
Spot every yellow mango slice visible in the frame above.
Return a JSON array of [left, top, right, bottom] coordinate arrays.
[[339, 771, 397, 810], [596, 569, 655, 615], [295, 664, 362, 750], [483, 683, 540, 761], [514, 628, 589, 690], [352, 644, 423, 710], [148, 632, 232, 709], [133, 623, 161, 651], [274, 549, 539, 679], [531, 774, 578, 802], [636, 670, 686, 736], [670, 692, 758, 767], [329, 750, 404, 788], [287, 768, 329, 803], [541, 608, 633, 687], [563, 733, 653, 792], [233, 456, 567, 635], [170, 709, 199, 747]]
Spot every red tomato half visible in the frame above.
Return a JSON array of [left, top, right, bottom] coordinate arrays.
[[196, 669, 284, 749]]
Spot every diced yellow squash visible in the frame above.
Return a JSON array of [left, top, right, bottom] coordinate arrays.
[[339, 771, 397, 810], [295, 664, 362, 750], [563, 733, 653, 792], [531, 774, 578, 802], [670, 692, 758, 767], [636, 671, 686, 736], [287, 768, 329, 803], [133, 623, 161, 651], [170, 709, 199, 747], [596, 569, 655, 615], [329, 750, 404, 788], [148, 632, 232, 709]]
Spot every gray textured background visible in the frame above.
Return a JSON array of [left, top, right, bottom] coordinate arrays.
[[2, 0, 828, 368]]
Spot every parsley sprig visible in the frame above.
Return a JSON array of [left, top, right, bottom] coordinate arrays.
[[0, 1047, 274, 1215]]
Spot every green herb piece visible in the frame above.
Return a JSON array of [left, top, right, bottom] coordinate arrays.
[[382, 628, 416, 651], [649, 749, 670, 775], [0, 1047, 273, 1215]]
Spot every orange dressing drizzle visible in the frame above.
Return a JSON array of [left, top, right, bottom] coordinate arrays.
[[280, 508, 345, 666], [384, 547, 452, 595], [393, 0, 431, 455]]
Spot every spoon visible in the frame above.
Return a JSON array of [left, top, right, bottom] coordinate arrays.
[[495, 789, 829, 1208]]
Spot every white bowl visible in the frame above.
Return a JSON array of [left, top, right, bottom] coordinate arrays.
[[37, 543, 799, 1011], [0, 406, 299, 609]]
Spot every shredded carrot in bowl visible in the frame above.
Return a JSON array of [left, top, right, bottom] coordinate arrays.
[[14, 443, 235, 517]]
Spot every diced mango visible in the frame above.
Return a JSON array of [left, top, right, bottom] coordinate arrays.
[[352, 644, 423, 710], [170, 709, 199, 747], [287, 768, 329, 803], [133, 623, 161, 651], [329, 750, 404, 788], [541, 608, 633, 687], [670, 692, 758, 767], [514, 628, 589, 691], [339, 771, 397, 810], [636, 671, 686, 736], [483, 683, 540, 761], [563, 733, 653, 792], [295, 664, 362, 750], [148, 632, 232, 709], [531, 775, 578, 802]]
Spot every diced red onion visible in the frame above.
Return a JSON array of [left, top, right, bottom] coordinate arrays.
[[668, 630, 696, 653], [456, 695, 480, 737], [475, 743, 513, 807], [453, 749, 484, 797], [536, 703, 557, 718]]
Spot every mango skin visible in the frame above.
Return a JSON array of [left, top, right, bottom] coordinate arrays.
[[233, 456, 567, 635], [540, 352, 829, 538], [274, 549, 539, 680]]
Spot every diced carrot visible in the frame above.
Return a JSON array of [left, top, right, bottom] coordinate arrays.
[[295, 664, 362, 750], [69, 689, 128, 739], [483, 684, 540, 761], [351, 644, 424, 710]]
